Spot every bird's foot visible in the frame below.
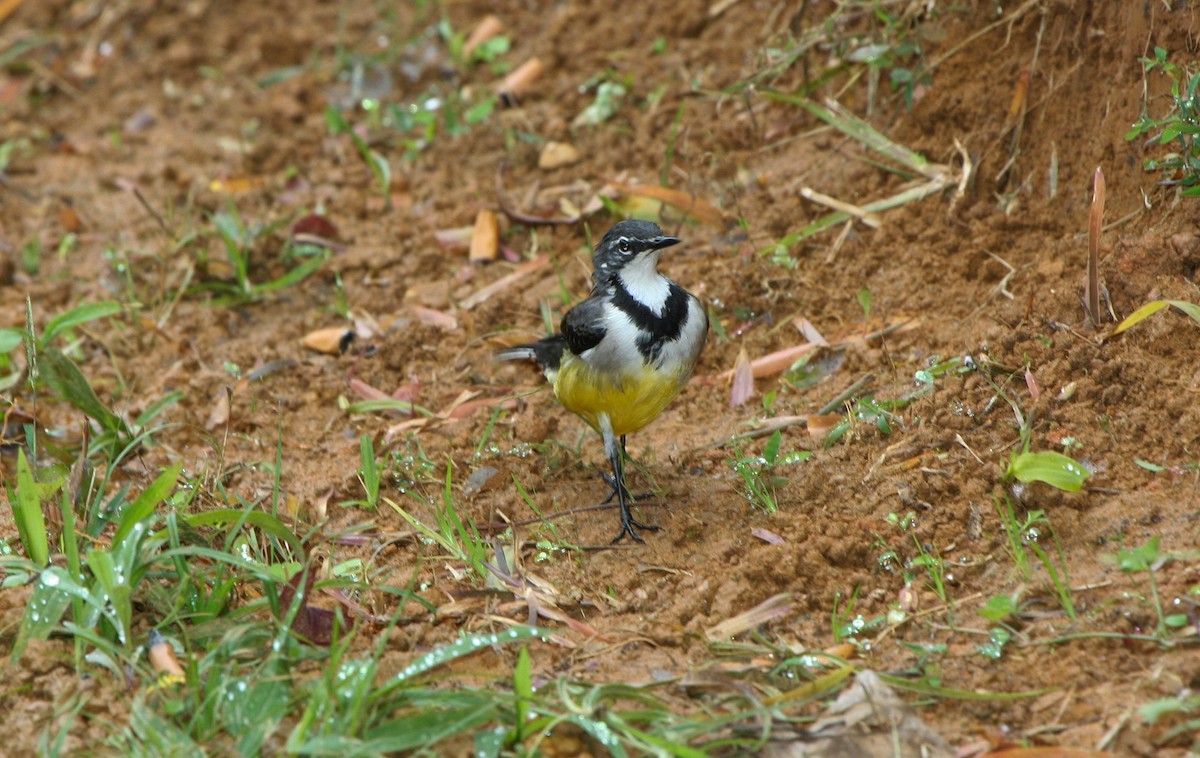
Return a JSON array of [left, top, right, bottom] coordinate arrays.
[[600, 471, 655, 504], [611, 512, 661, 544]]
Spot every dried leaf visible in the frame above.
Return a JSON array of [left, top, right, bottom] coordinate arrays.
[[1024, 367, 1040, 399], [706, 593, 793, 641], [303, 327, 354, 355], [291, 213, 339, 240], [279, 565, 347, 646], [495, 58, 544, 101], [434, 226, 473, 252], [538, 141, 581, 170], [205, 387, 232, 431], [147, 629, 185, 677], [445, 396, 520, 420], [604, 178, 728, 227], [460, 254, 550, 309], [462, 14, 504, 59], [794, 317, 828, 346], [208, 175, 267, 194], [720, 343, 819, 380], [807, 414, 842, 443], [409, 304, 457, 330], [751, 527, 785, 545], [729, 346, 755, 407], [469, 209, 500, 263]]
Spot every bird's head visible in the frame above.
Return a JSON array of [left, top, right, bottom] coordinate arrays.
[[592, 220, 680, 283]]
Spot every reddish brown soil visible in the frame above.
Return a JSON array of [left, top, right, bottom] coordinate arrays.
[[2, 1, 1200, 755]]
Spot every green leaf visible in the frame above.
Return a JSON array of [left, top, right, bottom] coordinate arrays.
[[381, 626, 543, 692], [40, 349, 130, 437], [978, 594, 1017, 622], [1008, 451, 1091, 492], [1110, 299, 1170, 336], [1166, 299, 1200, 326], [1138, 697, 1191, 724], [0, 327, 22, 354], [1115, 536, 1161, 573], [113, 462, 182, 546], [857, 287, 872, 319], [253, 251, 329, 294], [85, 549, 131, 643], [12, 448, 50, 565], [512, 646, 532, 742], [1135, 458, 1167, 472], [763, 429, 782, 466], [42, 301, 122, 345], [362, 705, 498, 753], [11, 566, 81, 660]]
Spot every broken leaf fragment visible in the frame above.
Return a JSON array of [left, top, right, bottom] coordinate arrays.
[[303, 327, 355, 355], [538, 141, 580, 170], [469, 209, 499, 263]]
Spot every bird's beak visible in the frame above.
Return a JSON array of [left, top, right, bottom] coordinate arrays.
[[650, 235, 681, 250]]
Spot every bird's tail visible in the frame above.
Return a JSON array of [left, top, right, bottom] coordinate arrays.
[[494, 335, 566, 371]]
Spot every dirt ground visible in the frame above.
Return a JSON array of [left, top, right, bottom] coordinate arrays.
[[3, 0, 1200, 755]]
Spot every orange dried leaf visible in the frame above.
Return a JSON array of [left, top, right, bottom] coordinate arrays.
[[806, 414, 842, 443], [462, 14, 504, 59], [495, 58, 544, 100], [303, 327, 354, 355], [538, 141, 581, 170], [147, 632, 185, 677], [469, 209, 500, 263], [209, 175, 267, 194], [604, 179, 728, 227], [717, 342, 819, 380]]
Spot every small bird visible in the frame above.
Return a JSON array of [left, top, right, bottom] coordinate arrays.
[[497, 220, 708, 543]]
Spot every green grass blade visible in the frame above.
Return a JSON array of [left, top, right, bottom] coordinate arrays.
[[0, 327, 22, 353], [42, 300, 122, 345], [12, 448, 50, 565], [361, 705, 498, 753], [512, 646, 532, 743], [113, 462, 181, 545], [40, 348, 130, 437]]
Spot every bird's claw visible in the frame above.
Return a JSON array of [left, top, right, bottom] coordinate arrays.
[[600, 471, 655, 504]]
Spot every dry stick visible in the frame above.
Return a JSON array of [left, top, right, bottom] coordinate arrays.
[[1086, 167, 1105, 329]]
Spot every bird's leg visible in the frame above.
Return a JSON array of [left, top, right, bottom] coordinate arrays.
[[600, 435, 656, 503], [601, 422, 659, 543]]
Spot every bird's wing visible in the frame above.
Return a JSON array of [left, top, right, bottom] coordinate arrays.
[[561, 295, 608, 356]]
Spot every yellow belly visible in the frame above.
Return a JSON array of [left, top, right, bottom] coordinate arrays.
[[552, 353, 686, 437]]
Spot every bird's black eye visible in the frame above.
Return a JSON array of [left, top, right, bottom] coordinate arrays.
[[617, 238, 631, 253]]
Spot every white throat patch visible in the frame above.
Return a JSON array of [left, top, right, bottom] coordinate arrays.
[[616, 252, 670, 314]]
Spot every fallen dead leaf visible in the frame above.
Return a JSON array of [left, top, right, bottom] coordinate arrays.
[[603, 177, 728, 227], [147, 630, 185, 677], [409, 304, 457, 330], [460, 254, 550, 309], [303, 327, 354, 355], [434, 226, 473, 252], [462, 14, 504, 59], [729, 346, 754, 407], [538, 141, 581, 170], [495, 57, 544, 101], [469, 208, 500, 263]]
